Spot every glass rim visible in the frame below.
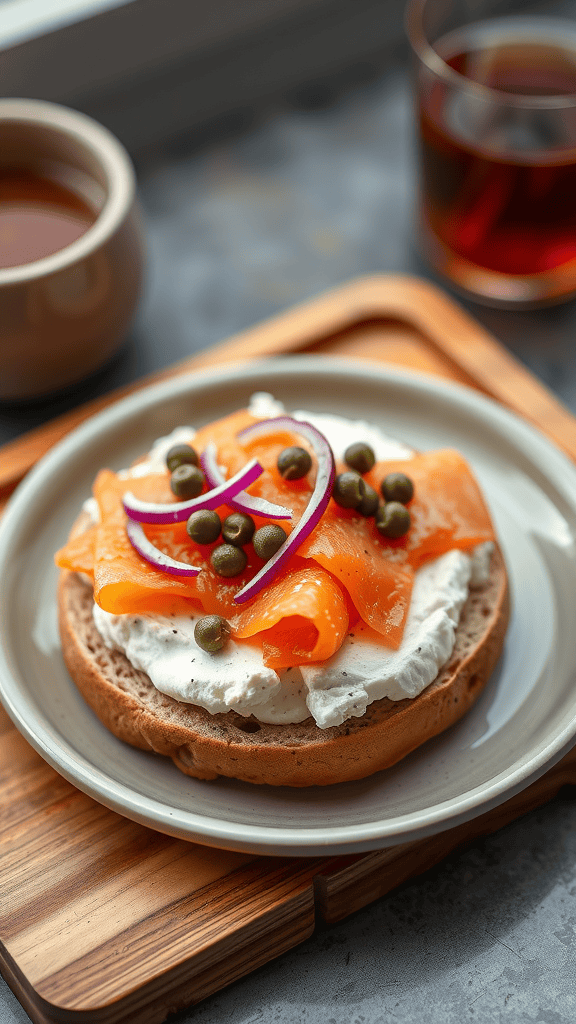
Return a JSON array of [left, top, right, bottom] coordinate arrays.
[[404, 0, 576, 110]]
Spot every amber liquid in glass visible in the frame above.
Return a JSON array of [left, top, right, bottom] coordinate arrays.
[[0, 168, 95, 269], [420, 20, 576, 278]]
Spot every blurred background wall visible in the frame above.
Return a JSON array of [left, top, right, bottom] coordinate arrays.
[[0, 0, 406, 154]]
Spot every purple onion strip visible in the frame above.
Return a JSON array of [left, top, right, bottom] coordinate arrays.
[[233, 416, 336, 604], [201, 443, 292, 521], [122, 458, 264, 524], [126, 520, 201, 577]]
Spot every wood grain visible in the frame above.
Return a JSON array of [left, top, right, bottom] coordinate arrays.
[[1, 274, 576, 1024]]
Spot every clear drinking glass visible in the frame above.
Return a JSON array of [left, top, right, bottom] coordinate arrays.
[[406, 0, 576, 307]]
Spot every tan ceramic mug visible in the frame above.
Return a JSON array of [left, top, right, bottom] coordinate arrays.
[[0, 98, 145, 401]]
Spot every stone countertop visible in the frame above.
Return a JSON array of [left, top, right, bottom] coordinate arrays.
[[2, 59, 576, 1024]]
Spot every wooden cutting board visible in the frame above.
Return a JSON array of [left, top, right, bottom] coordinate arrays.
[[2, 274, 576, 1024]]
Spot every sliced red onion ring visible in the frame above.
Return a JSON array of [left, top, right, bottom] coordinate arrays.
[[122, 458, 264, 524], [201, 443, 292, 521], [233, 416, 335, 604], [126, 520, 201, 577]]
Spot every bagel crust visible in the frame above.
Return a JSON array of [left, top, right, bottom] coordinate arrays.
[[57, 545, 509, 787]]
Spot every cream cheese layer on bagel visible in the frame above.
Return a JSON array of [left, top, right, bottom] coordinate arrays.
[[85, 394, 496, 729]]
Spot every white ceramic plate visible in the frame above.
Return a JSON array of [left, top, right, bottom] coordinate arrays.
[[1, 357, 576, 857]]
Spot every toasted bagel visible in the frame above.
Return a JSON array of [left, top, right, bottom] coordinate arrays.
[[57, 543, 509, 787]]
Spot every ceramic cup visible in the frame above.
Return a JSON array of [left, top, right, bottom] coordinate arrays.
[[0, 98, 145, 401]]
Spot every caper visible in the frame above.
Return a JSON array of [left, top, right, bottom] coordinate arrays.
[[357, 483, 380, 517], [210, 543, 248, 577], [186, 509, 221, 544], [381, 472, 414, 505], [253, 524, 287, 560], [194, 614, 231, 653], [170, 463, 205, 499], [375, 501, 411, 538], [166, 443, 199, 472], [332, 471, 366, 509], [344, 441, 376, 474], [277, 446, 312, 480], [222, 512, 255, 547]]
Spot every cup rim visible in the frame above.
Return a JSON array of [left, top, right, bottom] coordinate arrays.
[[0, 97, 136, 286], [404, 0, 576, 111]]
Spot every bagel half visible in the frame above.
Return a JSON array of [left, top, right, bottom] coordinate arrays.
[[57, 543, 509, 787]]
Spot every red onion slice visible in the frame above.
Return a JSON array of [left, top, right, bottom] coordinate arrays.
[[126, 520, 201, 577], [201, 443, 292, 521], [122, 458, 264, 524], [233, 416, 335, 604]]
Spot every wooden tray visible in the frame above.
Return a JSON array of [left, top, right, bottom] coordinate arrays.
[[2, 274, 576, 1024]]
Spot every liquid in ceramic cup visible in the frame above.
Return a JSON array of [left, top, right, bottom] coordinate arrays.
[[406, 0, 576, 308], [0, 168, 96, 269], [0, 99, 145, 400]]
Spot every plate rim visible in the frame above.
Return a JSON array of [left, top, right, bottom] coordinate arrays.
[[1, 355, 576, 856]]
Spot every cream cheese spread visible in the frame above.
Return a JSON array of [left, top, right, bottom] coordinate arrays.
[[90, 394, 494, 729]]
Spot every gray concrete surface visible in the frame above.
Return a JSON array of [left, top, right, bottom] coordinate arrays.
[[2, 55, 576, 1024]]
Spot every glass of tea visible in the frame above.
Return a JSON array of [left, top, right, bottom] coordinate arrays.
[[406, 0, 576, 307]]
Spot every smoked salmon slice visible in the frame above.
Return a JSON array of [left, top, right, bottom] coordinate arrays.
[[231, 563, 349, 669], [91, 470, 204, 614], [55, 524, 97, 577], [299, 512, 414, 648], [365, 449, 495, 568]]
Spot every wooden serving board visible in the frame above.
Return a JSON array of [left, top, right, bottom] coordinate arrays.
[[2, 274, 576, 1024]]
